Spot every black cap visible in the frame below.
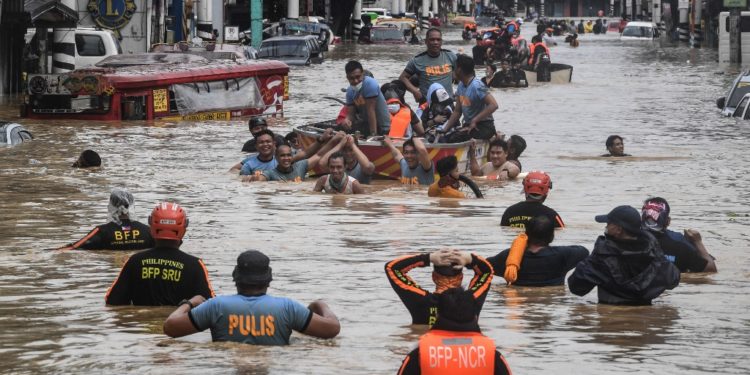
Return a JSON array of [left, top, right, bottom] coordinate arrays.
[[232, 250, 273, 284], [595, 205, 641, 235], [248, 117, 268, 131]]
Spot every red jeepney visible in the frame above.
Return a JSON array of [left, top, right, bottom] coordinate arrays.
[[22, 53, 289, 121]]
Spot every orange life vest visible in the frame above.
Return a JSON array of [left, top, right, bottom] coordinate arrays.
[[388, 99, 412, 138], [418, 329, 495, 375], [528, 42, 550, 65]]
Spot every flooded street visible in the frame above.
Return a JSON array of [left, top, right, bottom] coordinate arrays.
[[2, 28, 750, 374]]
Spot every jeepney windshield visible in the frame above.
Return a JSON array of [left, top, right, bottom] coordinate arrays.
[[258, 40, 310, 59], [372, 28, 404, 42], [622, 26, 653, 38]]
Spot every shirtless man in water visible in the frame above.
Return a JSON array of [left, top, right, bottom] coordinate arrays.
[[470, 139, 520, 180], [313, 152, 364, 194]]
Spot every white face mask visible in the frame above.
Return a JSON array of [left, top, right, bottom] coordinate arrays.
[[387, 104, 400, 114], [351, 81, 364, 91]]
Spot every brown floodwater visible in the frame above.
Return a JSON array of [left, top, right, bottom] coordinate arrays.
[[1, 28, 749, 374]]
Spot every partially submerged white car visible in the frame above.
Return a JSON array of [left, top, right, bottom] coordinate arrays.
[[717, 70, 750, 118], [620, 21, 660, 41]]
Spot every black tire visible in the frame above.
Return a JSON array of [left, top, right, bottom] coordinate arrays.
[[458, 175, 484, 198]]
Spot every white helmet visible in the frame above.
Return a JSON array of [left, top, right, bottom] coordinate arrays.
[[516, 17, 524, 25]]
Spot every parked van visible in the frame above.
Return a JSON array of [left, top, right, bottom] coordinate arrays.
[[718, 11, 750, 63], [362, 8, 393, 20], [25, 28, 121, 70]]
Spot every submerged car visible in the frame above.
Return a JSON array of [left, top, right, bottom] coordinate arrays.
[[717, 70, 750, 118], [258, 35, 324, 65], [620, 21, 660, 40], [369, 26, 406, 44], [1, 122, 33, 146]]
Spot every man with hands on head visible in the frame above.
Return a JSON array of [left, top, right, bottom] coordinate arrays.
[[385, 248, 493, 326]]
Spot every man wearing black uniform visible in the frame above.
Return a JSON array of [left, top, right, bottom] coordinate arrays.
[[385, 249, 493, 326], [59, 188, 153, 250], [501, 171, 565, 228], [489, 215, 588, 286], [641, 197, 717, 273], [105, 202, 215, 306], [241, 117, 286, 153]]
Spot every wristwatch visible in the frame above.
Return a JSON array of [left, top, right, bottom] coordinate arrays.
[[178, 299, 194, 309]]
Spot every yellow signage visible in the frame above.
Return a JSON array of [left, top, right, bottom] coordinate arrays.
[[162, 111, 231, 121], [283, 75, 289, 100], [153, 89, 168, 112]]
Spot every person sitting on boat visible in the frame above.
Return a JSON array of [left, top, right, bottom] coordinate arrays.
[[58, 188, 154, 251], [418, 83, 454, 138], [284, 132, 303, 156], [488, 215, 589, 286], [482, 61, 513, 88], [72, 149, 101, 168], [507, 134, 527, 170], [313, 152, 364, 194], [383, 136, 435, 185], [396, 287, 513, 375], [509, 60, 529, 87], [469, 139, 520, 180], [428, 155, 465, 198], [241, 117, 286, 153], [106, 202, 215, 306], [641, 197, 717, 273], [385, 249, 493, 326], [319, 133, 375, 184], [400, 28, 458, 103], [601, 135, 631, 157], [341, 60, 391, 137], [501, 171, 565, 228], [385, 90, 424, 138], [528, 35, 551, 67], [441, 54, 499, 143], [163, 250, 340, 345]]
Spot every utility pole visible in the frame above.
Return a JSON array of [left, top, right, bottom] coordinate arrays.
[[251, 0, 262, 49], [729, 7, 742, 63]]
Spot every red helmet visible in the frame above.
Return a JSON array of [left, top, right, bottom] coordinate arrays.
[[149, 202, 188, 241], [523, 171, 552, 197]]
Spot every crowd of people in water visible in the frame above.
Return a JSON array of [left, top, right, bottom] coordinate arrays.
[[46, 25, 719, 374]]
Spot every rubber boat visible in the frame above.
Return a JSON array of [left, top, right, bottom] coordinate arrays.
[[522, 63, 573, 84], [294, 121, 488, 180]]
